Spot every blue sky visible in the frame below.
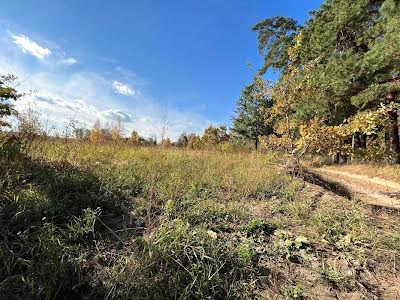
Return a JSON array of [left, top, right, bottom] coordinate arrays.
[[1, 0, 322, 140]]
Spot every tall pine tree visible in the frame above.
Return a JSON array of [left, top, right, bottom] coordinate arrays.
[[252, 17, 301, 75]]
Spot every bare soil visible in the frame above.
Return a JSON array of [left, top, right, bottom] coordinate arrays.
[[313, 168, 400, 209]]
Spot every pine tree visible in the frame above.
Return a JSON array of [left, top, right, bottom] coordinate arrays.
[[252, 16, 300, 74], [0, 75, 21, 128], [232, 76, 273, 150], [254, 0, 400, 162], [297, 0, 400, 161]]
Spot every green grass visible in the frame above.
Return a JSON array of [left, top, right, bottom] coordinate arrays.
[[1, 141, 399, 299]]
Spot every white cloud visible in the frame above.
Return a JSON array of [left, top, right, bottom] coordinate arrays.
[[60, 57, 77, 66], [112, 80, 135, 96], [100, 109, 133, 122], [0, 29, 210, 140], [12, 34, 51, 59]]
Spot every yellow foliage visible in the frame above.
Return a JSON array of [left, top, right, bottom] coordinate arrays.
[[90, 120, 103, 142], [161, 138, 172, 148], [296, 118, 351, 156], [188, 135, 202, 149], [348, 103, 400, 134]]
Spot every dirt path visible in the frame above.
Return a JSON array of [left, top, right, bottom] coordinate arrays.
[[313, 168, 400, 209]]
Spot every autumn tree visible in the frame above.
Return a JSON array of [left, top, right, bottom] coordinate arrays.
[[187, 133, 202, 149], [202, 125, 229, 147], [348, 0, 400, 162], [232, 76, 273, 150], [161, 137, 172, 148], [297, 0, 400, 162], [111, 117, 124, 142], [90, 119, 103, 142], [130, 130, 140, 145], [252, 0, 400, 163]]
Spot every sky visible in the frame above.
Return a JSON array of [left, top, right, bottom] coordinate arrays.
[[0, 0, 322, 140]]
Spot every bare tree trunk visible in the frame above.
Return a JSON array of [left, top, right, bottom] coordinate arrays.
[[360, 134, 367, 149], [385, 130, 391, 150], [389, 109, 400, 164], [255, 138, 259, 151], [332, 153, 340, 164]]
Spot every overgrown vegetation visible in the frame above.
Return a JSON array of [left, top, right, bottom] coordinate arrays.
[[1, 0, 400, 299], [1, 139, 399, 299]]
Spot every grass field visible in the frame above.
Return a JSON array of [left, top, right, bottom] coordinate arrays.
[[1, 142, 400, 299]]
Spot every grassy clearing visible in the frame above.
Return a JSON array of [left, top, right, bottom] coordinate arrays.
[[1, 142, 399, 299]]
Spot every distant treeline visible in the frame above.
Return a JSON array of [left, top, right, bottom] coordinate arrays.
[[69, 121, 253, 151]]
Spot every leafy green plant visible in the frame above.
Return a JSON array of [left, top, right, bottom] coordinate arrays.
[[243, 219, 277, 236], [281, 283, 304, 300], [269, 230, 312, 263]]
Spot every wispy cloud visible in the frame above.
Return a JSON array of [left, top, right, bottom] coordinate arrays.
[[112, 80, 135, 96], [60, 57, 77, 66], [1, 28, 210, 140], [100, 109, 133, 122], [12, 34, 51, 59]]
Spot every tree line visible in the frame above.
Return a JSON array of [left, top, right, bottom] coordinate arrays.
[[232, 0, 400, 163], [0, 81, 250, 150], [86, 119, 237, 150], [2, 0, 399, 162]]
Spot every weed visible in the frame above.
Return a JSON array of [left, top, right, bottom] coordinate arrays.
[[269, 230, 312, 263], [281, 283, 304, 300], [382, 231, 400, 253], [243, 219, 277, 236], [100, 219, 257, 299], [1, 142, 399, 299], [310, 208, 374, 258], [317, 265, 357, 291]]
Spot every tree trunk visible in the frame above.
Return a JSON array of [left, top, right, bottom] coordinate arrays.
[[360, 134, 367, 148], [385, 130, 391, 150], [332, 153, 340, 164], [351, 132, 362, 149], [255, 138, 259, 151], [388, 109, 400, 164]]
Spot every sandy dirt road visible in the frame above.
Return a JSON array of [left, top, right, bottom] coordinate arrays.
[[313, 168, 400, 209]]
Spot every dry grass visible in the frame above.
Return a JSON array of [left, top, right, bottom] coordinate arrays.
[[1, 140, 400, 299]]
